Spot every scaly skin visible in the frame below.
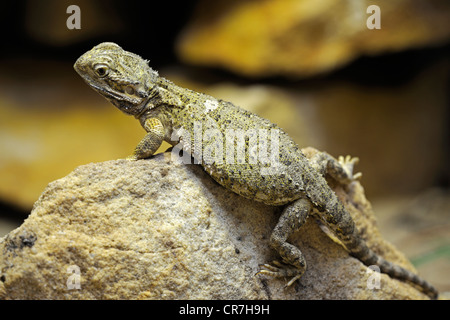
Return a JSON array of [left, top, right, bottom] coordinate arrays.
[[74, 42, 438, 298]]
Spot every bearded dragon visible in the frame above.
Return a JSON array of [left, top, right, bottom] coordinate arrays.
[[74, 42, 438, 298]]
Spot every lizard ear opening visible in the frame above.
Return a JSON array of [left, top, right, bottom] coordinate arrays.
[[125, 86, 135, 95]]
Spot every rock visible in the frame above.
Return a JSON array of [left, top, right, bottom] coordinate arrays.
[[176, 0, 450, 77], [0, 149, 431, 299]]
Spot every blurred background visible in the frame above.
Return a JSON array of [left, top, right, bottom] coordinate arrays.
[[0, 0, 449, 293]]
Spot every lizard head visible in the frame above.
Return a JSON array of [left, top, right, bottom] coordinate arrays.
[[74, 42, 158, 116]]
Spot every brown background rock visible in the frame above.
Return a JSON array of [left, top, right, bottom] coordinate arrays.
[[177, 0, 450, 77]]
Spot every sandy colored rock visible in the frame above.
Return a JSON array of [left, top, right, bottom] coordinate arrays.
[[0, 149, 432, 299], [176, 0, 450, 77]]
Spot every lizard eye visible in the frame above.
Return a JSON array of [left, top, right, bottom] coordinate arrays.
[[94, 64, 109, 78]]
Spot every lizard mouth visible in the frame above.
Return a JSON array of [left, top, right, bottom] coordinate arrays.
[[89, 83, 146, 115], [90, 83, 133, 102]]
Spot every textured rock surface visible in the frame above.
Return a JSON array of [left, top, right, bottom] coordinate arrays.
[[176, 0, 450, 77], [0, 149, 431, 299]]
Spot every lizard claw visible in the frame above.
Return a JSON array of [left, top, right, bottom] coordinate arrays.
[[338, 155, 362, 181], [256, 260, 303, 287]]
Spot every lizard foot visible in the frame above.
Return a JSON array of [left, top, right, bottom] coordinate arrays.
[[338, 155, 362, 181], [257, 260, 303, 287]]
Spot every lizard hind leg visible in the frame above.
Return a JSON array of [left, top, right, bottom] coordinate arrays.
[[258, 197, 311, 287]]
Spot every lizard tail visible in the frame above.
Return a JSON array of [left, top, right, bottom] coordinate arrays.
[[343, 233, 438, 299]]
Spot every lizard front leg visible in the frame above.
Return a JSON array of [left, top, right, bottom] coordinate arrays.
[[127, 118, 164, 160]]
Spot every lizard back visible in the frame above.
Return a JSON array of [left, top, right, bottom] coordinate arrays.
[[151, 93, 309, 206]]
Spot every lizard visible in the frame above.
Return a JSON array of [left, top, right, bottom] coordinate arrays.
[[74, 42, 438, 299]]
